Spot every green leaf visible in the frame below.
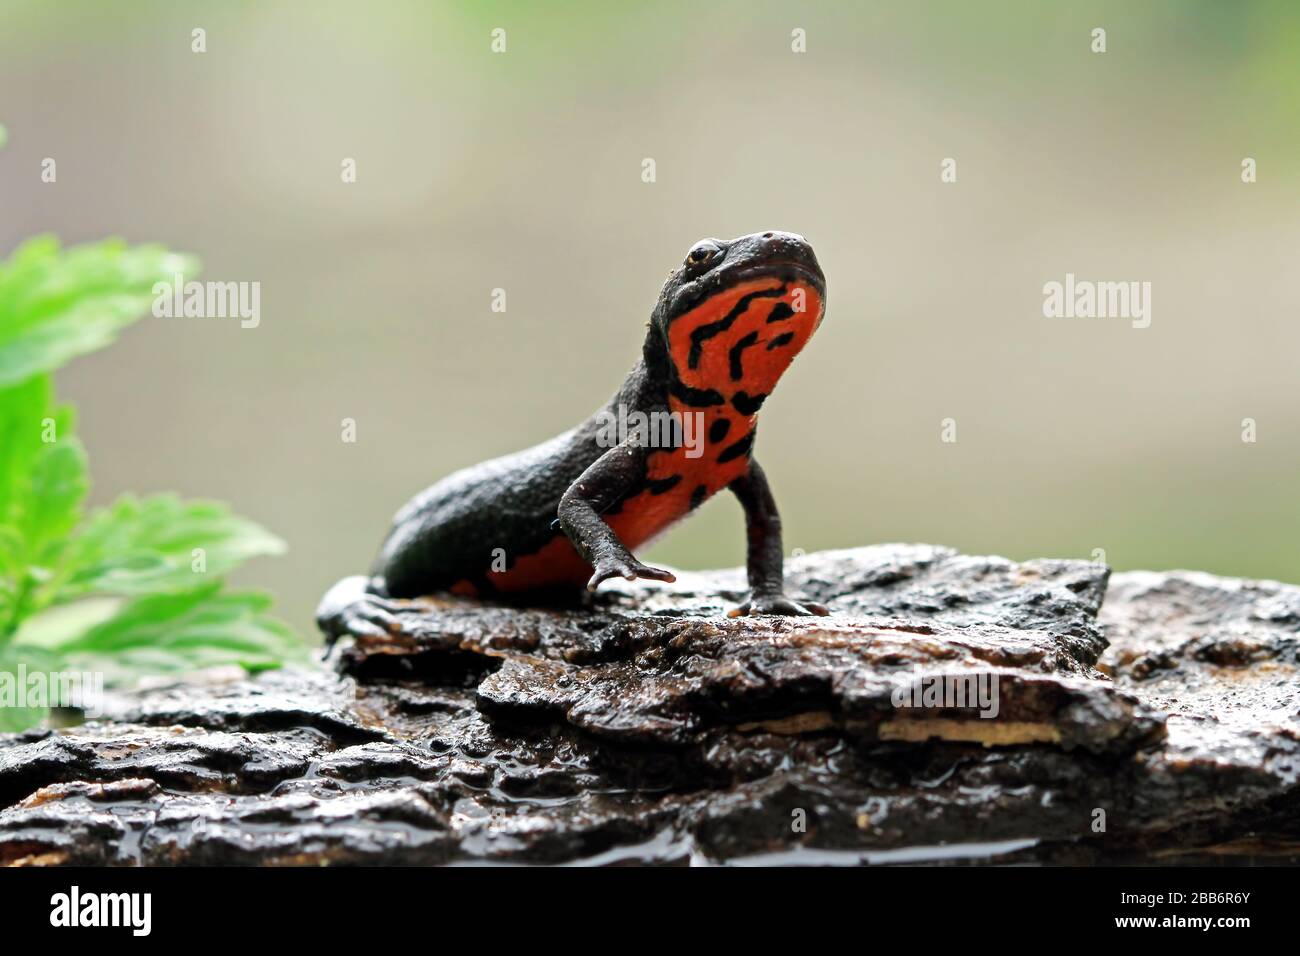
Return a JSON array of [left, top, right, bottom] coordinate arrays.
[[0, 375, 86, 631], [0, 644, 63, 733], [37, 583, 305, 686], [0, 234, 303, 684], [0, 233, 302, 686], [0, 375, 55, 524], [18, 433, 87, 567], [9, 597, 122, 650], [58, 494, 286, 600], [0, 236, 198, 389], [0, 526, 23, 598]]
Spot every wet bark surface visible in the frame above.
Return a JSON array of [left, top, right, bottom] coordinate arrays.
[[2, 544, 1297, 865]]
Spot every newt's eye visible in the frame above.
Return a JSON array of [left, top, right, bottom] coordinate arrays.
[[685, 240, 722, 270]]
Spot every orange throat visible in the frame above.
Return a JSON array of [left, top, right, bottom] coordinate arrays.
[[602, 277, 824, 551], [479, 276, 824, 594]]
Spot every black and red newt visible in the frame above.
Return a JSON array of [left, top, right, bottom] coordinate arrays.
[[317, 231, 829, 643]]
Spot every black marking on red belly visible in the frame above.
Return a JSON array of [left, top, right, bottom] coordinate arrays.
[[601, 470, 649, 516], [718, 431, 754, 463], [709, 418, 731, 443], [767, 331, 795, 350], [669, 364, 725, 407], [732, 391, 767, 415], [690, 484, 708, 509], [647, 474, 682, 494], [729, 331, 759, 381], [688, 285, 786, 369], [767, 302, 795, 323]]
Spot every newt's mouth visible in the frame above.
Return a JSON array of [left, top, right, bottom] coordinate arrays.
[[728, 259, 825, 294], [663, 235, 826, 324]]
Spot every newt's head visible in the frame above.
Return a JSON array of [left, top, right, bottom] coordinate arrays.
[[651, 232, 826, 407]]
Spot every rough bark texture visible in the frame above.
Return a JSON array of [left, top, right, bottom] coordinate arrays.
[[2, 544, 1297, 865]]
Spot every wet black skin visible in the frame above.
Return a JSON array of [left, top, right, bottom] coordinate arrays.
[[317, 231, 829, 645]]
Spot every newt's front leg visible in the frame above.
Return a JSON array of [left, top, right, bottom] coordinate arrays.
[[557, 440, 677, 591], [727, 459, 829, 617]]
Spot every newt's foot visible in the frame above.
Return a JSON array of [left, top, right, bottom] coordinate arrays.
[[728, 593, 830, 618], [587, 555, 677, 591], [316, 576, 408, 652]]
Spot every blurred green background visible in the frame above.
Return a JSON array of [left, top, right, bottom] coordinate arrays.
[[2, 0, 1298, 636]]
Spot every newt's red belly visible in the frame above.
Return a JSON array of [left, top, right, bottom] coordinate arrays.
[[466, 276, 823, 595]]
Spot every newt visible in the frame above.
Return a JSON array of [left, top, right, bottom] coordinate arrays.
[[318, 231, 829, 643]]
